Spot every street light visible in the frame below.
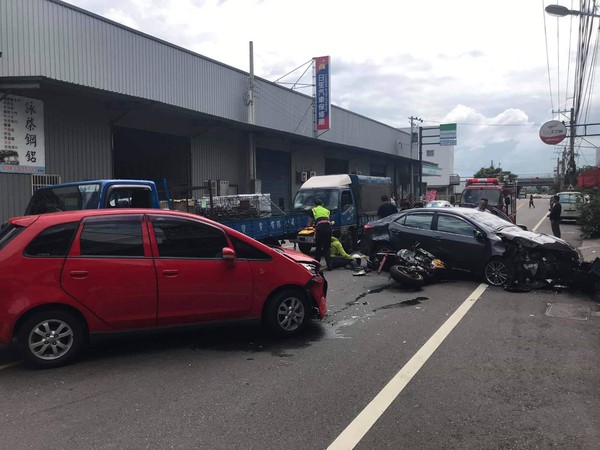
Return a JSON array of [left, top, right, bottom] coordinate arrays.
[[544, 4, 600, 187], [545, 4, 600, 18]]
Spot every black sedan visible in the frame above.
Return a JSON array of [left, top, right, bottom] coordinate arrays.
[[360, 207, 581, 286]]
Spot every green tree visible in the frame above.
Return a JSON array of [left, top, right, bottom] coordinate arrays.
[[473, 165, 517, 182]]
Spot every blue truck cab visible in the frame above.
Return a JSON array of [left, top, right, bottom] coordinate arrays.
[[25, 179, 161, 215], [291, 174, 392, 253]]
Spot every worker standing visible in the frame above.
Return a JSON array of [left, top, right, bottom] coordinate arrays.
[[308, 199, 333, 270], [529, 194, 535, 208]]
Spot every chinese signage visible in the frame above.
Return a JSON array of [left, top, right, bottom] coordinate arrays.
[[539, 120, 567, 145], [1, 93, 45, 174], [439, 123, 457, 146], [314, 56, 331, 132]]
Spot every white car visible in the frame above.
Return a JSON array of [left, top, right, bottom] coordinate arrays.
[[555, 191, 589, 221], [426, 200, 452, 208]]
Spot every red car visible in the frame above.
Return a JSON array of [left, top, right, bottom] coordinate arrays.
[[0, 209, 327, 368]]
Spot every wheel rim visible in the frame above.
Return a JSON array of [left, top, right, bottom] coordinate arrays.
[[401, 268, 423, 280], [485, 261, 508, 286], [28, 319, 74, 361], [276, 296, 305, 332]]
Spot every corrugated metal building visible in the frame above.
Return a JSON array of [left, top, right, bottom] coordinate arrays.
[[0, 0, 418, 221]]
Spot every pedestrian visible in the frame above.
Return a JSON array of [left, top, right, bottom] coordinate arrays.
[[529, 194, 535, 208], [548, 194, 562, 238], [330, 229, 365, 275], [307, 199, 333, 270], [476, 197, 491, 212], [377, 194, 398, 218]]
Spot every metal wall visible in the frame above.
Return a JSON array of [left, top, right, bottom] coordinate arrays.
[[43, 93, 112, 181], [1, 0, 413, 159], [190, 130, 249, 195], [0, 173, 32, 221]]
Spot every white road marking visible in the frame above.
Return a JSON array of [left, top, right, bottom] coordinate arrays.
[[532, 214, 547, 232], [327, 283, 489, 450]]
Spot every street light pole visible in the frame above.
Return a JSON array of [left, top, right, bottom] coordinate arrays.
[[545, 4, 600, 18], [544, 4, 600, 187]]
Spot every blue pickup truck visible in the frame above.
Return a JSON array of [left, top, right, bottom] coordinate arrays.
[[24, 179, 307, 244]]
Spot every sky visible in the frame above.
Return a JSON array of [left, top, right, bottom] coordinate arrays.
[[62, 0, 600, 178]]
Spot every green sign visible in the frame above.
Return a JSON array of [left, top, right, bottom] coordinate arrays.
[[439, 123, 457, 146]]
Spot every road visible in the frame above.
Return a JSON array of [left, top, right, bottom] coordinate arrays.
[[1, 198, 599, 449]]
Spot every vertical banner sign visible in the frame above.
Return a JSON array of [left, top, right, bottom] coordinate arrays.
[[314, 56, 331, 132], [1, 93, 45, 174], [439, 123, 457, 146]]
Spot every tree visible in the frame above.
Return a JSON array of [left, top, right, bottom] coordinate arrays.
[[473, 165, 517, 182]]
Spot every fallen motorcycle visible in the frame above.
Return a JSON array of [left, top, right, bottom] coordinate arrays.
[[370, 244, 446, 289]]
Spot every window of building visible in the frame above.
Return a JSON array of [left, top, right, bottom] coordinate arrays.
[[426, 150, 435, 157]]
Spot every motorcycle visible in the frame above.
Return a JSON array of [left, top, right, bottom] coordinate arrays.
[[370, 243, 446, 289]]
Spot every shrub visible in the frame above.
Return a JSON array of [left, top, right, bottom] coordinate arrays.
[[578, 188, 600, 238]]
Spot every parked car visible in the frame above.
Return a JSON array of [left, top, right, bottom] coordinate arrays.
[[425, 200, 452, 208], [360, 207, 581, 286], [0, 209, 327, 368]]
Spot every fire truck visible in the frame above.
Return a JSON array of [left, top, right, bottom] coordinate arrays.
[[459, 178, 518, 223]]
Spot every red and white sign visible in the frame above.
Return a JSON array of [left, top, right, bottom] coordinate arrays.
[[539, 120, 567, 145]]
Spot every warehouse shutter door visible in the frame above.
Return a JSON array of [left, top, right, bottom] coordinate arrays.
[[256, 148, 290, 211]]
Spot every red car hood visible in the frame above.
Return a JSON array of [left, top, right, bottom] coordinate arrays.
[[274, 246, 319, 264]]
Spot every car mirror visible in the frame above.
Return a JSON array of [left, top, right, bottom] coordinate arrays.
[[473, 230, 484, 241], [518, 224, 528, 231], [222, 247, 237, 264]]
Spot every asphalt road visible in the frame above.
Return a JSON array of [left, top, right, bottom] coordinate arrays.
[[1, 198, 599, 449]]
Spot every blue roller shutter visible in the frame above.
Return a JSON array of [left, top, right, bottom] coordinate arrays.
[[256, 148, 291, 211]]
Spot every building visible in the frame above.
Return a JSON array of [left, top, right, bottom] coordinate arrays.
[[0, 0, 422, 221]]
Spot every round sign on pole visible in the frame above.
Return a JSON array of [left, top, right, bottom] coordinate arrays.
[[539, 120, 568, 145]]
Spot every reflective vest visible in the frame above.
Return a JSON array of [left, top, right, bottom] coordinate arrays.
[[312, 205, 330, 222]]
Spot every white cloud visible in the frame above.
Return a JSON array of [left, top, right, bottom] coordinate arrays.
[[62, 0, 600, 176]]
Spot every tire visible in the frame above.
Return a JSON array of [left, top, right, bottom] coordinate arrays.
[[264, 289, 309, 336], [484, 258, 509, 286], [298, 243, 312, 255], [17, 310, 86, 369], [389, 265, 425, 288], [369, 243, 396, 271]]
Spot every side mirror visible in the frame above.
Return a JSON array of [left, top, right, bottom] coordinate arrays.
[[518, 224, 528, 231], [222, 247, 237, 265], [474, 230, 485, 241]]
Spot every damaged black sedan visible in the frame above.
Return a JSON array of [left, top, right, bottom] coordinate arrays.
[[360, 207, 598, 290]]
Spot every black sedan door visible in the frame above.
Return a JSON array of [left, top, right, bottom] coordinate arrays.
[[429, 212, 489, 271], [388, 211, 436, 251]]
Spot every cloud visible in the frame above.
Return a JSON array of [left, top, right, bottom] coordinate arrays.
[[60, 0, 600, 176]]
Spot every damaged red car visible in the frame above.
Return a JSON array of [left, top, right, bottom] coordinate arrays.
[[0, 209, 327, 368]]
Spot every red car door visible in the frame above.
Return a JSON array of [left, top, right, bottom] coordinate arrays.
[[148, 215, 254, 325], [61, 215, 158, 329]]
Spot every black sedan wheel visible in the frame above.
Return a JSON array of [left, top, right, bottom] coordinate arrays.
[[265, 289, 309, 336], [17, 310, 85, 369], [484, 258, 509, 286]]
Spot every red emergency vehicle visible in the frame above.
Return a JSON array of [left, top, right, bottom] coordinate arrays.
[[459, 178, 518, 223]]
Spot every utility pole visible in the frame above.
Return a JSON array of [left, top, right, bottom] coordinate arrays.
[[567, 107, 576, 187], [247, 41, 257, 193], [409, 116, 423, 195]]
